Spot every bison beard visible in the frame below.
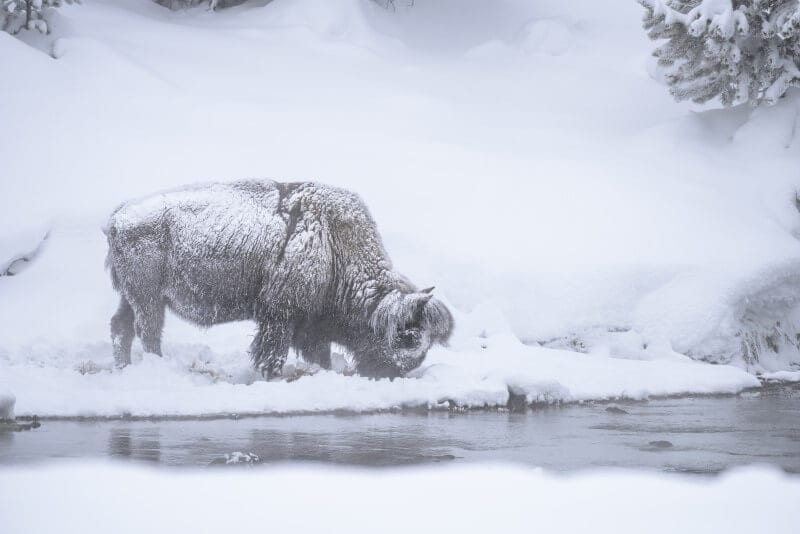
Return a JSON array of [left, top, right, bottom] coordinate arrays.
[[104, 180, 453, 379]]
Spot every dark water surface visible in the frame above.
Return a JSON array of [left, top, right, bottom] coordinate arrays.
[[1, 384, 798, 474]]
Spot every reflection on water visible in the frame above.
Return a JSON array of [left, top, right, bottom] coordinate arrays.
[[1, 384, 798, 475], [109, 428, 161, 463]]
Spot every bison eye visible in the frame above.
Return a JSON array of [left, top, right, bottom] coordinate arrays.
[[396, 329, 420, 349]]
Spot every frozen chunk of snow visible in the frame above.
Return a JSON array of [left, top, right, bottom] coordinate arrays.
[[220, 451, 260, 465], [761, 370, 800, 383]]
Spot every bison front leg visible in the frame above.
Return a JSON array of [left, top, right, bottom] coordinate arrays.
[[294, 330, 332, 369], [251, 320, 293, 379], [302, 341, 331, 369]]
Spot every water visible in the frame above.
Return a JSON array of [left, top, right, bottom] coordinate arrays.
[[2, 384, 798, 474]]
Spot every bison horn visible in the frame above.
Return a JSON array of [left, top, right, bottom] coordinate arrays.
[[420, 286, 435, 294]]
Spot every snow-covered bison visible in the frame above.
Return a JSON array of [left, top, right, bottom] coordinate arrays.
[[105, 180, 453, 379]]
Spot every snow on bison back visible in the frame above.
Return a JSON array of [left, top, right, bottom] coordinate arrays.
[[104, 179, 453, 379]]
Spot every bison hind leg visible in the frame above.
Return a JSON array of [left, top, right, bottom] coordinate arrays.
[[110, 296, 135, 368], [251, 320, 293, 379], [130, 298, 165, 357]]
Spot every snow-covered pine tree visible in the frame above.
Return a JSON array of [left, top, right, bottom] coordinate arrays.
[[639, 0, 800, 106], [2, 0, 76, 35]]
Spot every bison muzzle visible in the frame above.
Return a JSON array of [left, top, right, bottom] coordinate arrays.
[[104, 180, 453, 379]]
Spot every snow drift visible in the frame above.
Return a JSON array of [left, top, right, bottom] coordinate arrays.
[[0, 463, 798, 534]]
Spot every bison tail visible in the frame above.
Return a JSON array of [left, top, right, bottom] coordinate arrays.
[[105, 251, 121, 291], [103, 225, 121, 291]]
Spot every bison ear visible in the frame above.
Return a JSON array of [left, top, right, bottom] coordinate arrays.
[[407, 292, 434, 316]]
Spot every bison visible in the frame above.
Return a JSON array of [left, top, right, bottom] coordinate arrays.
[[104, 179, 453, 379]]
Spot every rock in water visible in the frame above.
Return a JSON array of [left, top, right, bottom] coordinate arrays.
[[0, 393, 15, 421]]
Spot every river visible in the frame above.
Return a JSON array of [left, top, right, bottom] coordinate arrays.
[[2, 383, 798, 474]]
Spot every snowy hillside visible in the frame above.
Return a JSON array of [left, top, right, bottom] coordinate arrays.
[[2, 0, 800, 417]]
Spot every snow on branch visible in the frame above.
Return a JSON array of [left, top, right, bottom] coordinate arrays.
[[1, 0, 77, 35], [639, 0, 800, 106]]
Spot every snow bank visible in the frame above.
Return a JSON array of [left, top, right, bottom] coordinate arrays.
[[0, 463, 798, 534], [1, 0, 800, 417], [0, 328, 759, 418], [762, 370, 800, 383]]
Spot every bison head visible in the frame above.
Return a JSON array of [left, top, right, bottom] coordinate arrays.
[[364, 287, 453, 379]]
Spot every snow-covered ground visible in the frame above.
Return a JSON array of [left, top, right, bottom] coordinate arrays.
[[2, 0, 800, 417], [0, 463, 798, 534], [0, 334, 761, 418]]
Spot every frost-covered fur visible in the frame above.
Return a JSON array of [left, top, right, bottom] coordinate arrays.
[[104, 179, 453, 379]]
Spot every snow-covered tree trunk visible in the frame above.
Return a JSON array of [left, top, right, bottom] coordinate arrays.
[[639, 0, 800, 106], [155, 0, 237, 10], [154, 0, 408, 12]]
